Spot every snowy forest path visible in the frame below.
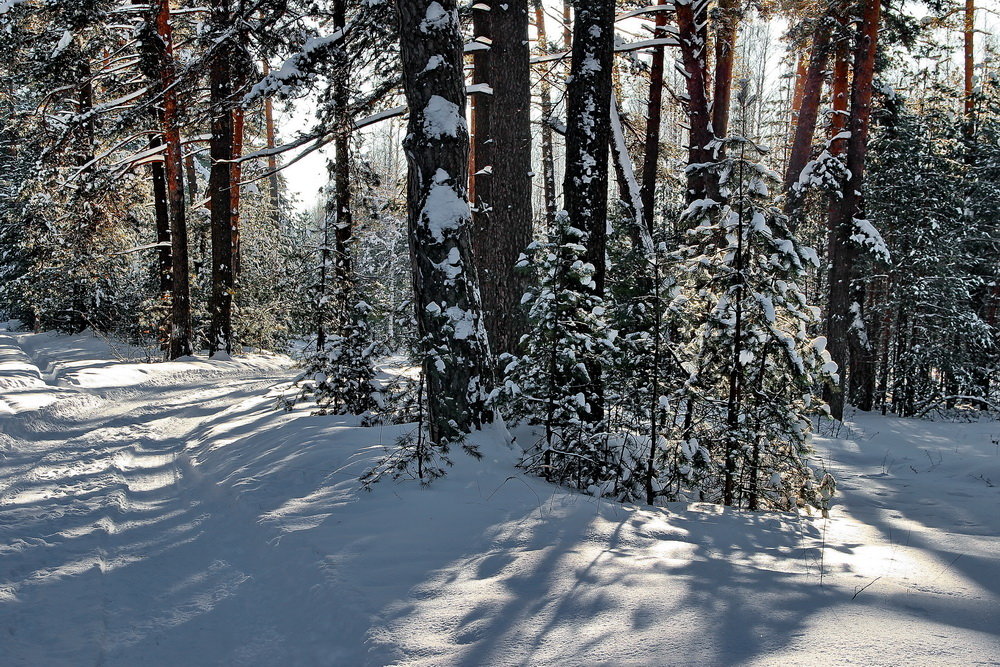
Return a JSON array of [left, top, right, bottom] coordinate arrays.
[[1, 330, 998, 665], [0, 332, 335, 665], [795, 414, 1000, 660]]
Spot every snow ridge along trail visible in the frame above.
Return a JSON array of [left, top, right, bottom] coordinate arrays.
[[1, 330, 999, 665]]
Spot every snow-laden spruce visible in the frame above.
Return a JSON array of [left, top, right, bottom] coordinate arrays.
[[673, 86, 835, 511], [501, 213, 618, 493]]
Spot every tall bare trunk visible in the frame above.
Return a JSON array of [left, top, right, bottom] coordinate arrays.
[[231, 106, 244, 277], [332, 0, 352, 293], [563, 0, 615, 422], [783, 16, 833, 198], [711, 0, 741, 142], [184, 153, 197, 204], [964, 0, 975, 131], [150, 136, 172, 299], [788, 52, 808, 141], [825, 0, 880, 420], [396, 0, 493, 444], [208, 0, 234, 355], [640, 10, 668, 236], [675, 0, 715, 203], [533, 0, 557, 231], [829, 18, 850, 157], [155, 0, 192, 359], [468, 0, 533, 357], [263, 61, 281, 218], [133, 0, 172, 346], [562, 0, 572, 51]]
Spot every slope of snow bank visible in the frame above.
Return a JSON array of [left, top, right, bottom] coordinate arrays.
[[1, 331, 997, 665]]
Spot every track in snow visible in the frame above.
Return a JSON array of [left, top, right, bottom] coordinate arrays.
[[0, 333, 338, 664], [1, 330, 998, 666]]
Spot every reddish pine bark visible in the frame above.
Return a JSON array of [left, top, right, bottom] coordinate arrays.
[[155, 0, 192, 359], [825, 0, 881, 420], [711, 0, 741, 142], [675, 0, 715, 203], [783, 16, 833, 197], [788, 53, 808, 140], [262, 61, 280, 216], [828, 19, 850, 157]]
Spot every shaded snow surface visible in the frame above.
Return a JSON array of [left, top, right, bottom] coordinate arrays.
[[1, 329, 998, 665]]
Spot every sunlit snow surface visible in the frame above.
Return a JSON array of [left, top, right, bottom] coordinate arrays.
[[1, 327, 997, 665]]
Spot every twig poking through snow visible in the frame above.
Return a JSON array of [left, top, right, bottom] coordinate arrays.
[[852, 576, 881, 600]]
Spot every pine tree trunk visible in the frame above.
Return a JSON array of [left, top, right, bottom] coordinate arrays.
[[208, 0, 235, 356], [877, 298, 893, 414], [788, 52, 808, 142], [723, 151, 749, 508], [533, 0, 558, 231], [132, 0, 172, 345], [563, 0, 615, 423], [155, 0, 192, 359], [262, 61, 281, 218], [849, 292, 877, 411], [150, 136, 172, 300], [333, 0, 352, 294], [675, 0, 715, 204], [469, 0, 532, 357], [317, 165, 333, 353], [333, 132, 352, 286], [184, 153, 197, 204], [829, 19, 850, 157], [231, 106, 244, 278], [564, 0, 614, 295], [396, 0, 493, 444], [711, 0, 741, 142], [823, 16, 851, 413], [825, 0, 880, 421], [640, 10, 668, 236], [964, 0, 975, 137], [77, 61, 96, 170], [783, 16, 832, 198], [562, 0, 572, 51], [72, 59, 97, 333], [470, 5, 491, 209]]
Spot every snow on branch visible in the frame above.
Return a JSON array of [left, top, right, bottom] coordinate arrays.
[[532, 37, 680, 64], [244, 26, 351, 104], [850, 218, 890, 262], [610, 96, 653, 255], [616, 3, 677, 21]]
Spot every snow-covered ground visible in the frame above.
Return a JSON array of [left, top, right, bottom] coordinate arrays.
[[1, 329, 998, 665]]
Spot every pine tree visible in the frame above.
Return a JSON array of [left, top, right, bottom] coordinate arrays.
[[397, 0, 493, 453], [207, 0, 237, 356], [675, 82, 833, 509], [469, 0, 533, 358], [825, 0, 882, 420], [561, 0, 616, 422], [501, 213, 619, 493]]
